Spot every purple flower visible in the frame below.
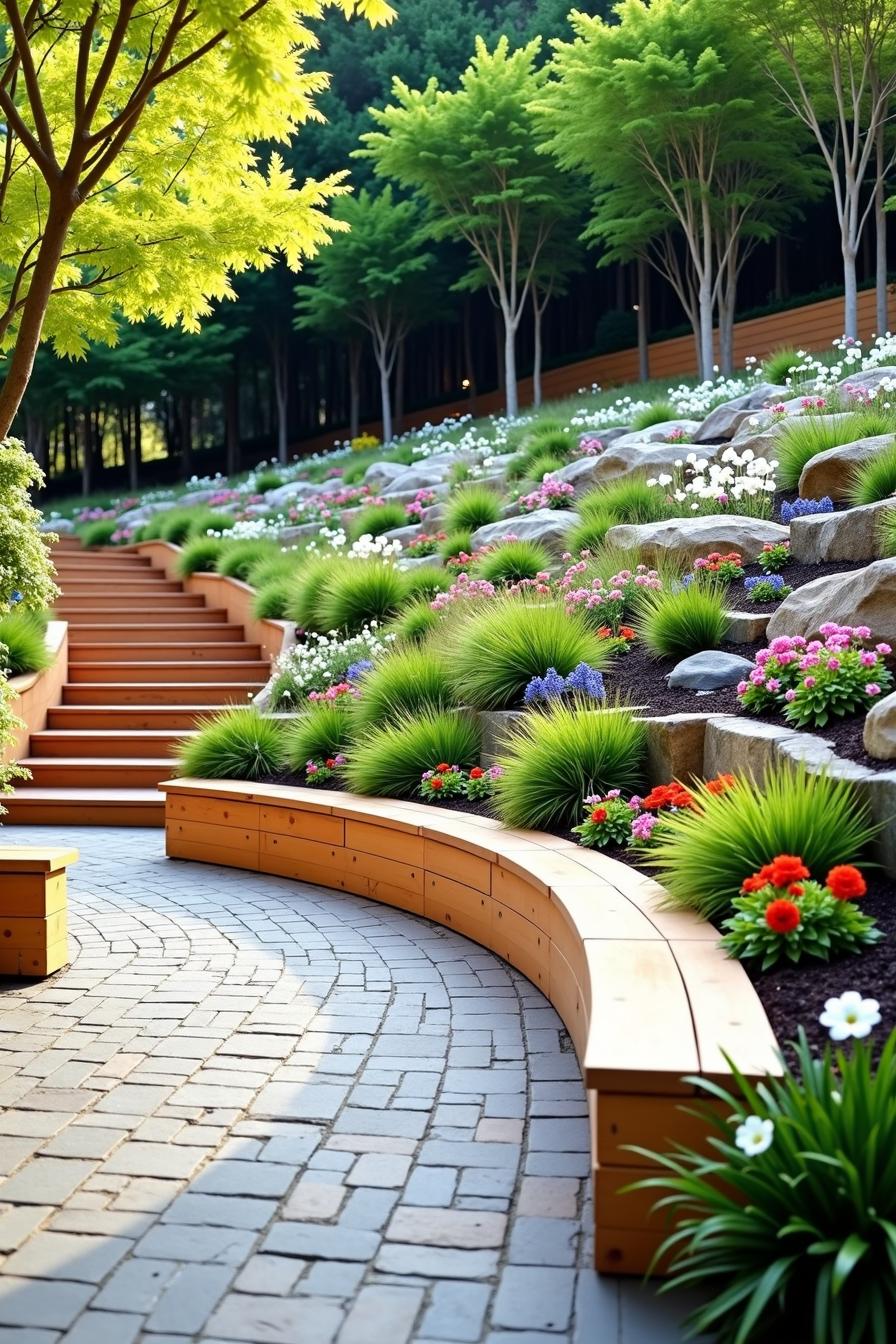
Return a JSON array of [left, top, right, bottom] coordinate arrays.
[[780, 496, 833, 523], [346, 659, 374, 682]]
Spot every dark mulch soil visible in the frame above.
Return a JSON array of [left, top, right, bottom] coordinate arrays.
[[602, 640, 761, 718], [734, 557, 867, 611]]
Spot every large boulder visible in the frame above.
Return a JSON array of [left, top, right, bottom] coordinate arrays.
[[115, 500, 176, 527], [610, 420, 700, 449], [588, 441, 700, 485], [363, 460, 408, 490], [864, 689, 896, 760], [836, 366, 896, 394], [604, 514, 789, 566], [789, 500, 891, 565], [692, 383, 786, 443], [667, 651, 756, 690], [471, 508, 580, 556], [555, 456, 606, 492], [766, 558, 896, 644], [264, 481, 332, 509], [384, 465, 454, 494], [798, 435, 893, 502]]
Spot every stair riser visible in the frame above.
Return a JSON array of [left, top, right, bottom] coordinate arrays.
[[62, 684, 260, 705], [54, 559, 154, 571], [54, 595, 207, 611], [48, 708, 211, 730], [68, 644, 262, 664], [68, 662, 268, 683], [68, 626, 246, 644], [59, 582, 183, 595], [24, 762, 178, 788], [2, 799, 164, 826], [31, 733, 192, 759], [56, 609, 229, 625]]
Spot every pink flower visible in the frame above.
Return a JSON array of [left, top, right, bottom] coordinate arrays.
[[827, 658, 841, 671], [767, 678, 782, 692], [877, 643, 892, 655], [860, 651, 877, 666], [804, 676, 817, 689], [866, 683, 882, 696], [784, 689, 797, 702], [736, 681, 748, 694]]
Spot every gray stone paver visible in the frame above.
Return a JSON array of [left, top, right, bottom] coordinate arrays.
[[0, 826, 692, 1342]]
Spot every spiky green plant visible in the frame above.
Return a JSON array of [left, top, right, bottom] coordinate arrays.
[[252, 579, 294, 620], [493, 702, 647, 831], [349, 646, 458, 734], [345, 707, 480, 798], [637, 1027, 896, 1344], [565, 511, 616, 554], [0, 610, 50, 675], [645, 765, 876, 919], [315, 561, 410, 635], [761, 346, 802, 385], [176, 537, 227, 577], [286, 554, 345, 631], [474, 539, 553, 585], [388, 599, 442, 643], [579, 477, 672, 525], [349, 501, 408, 541], [157, 508, 202, 545], [775, 415, 857, 491], [400, 566, 451, 602], [439, 529, 473, 560], [846, 442, 896, 507], [636, 584, 730, 659], [254, 470, 284, 492], [630, 400, 678, 431], [340, 458, 368, 486], [520, 451, 567, 482], [135, 514, 168, 541], [877, 507, 896, 557], [80, 519, 119, 546], [178, 707, 286, 781], [245, 552, 302, 590], [186, 509, 236, 539], [282, 701, 355, 769], [444, 485, 503, 534], [216, 540, 279, 582], [449, 595, 605, 710]]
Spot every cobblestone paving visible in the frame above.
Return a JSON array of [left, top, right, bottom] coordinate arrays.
[[0, 827, 695, 1343]]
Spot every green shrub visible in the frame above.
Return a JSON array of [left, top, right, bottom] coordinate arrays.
[[644, 766, 875, 919], [286, 554, 343, 631], [252, 579, 294, 620], [388, 599, 442, 643], [176, 537, 227, 577], [135, 514, 167, 541], [444, 485, 503, 534], [846, 442, 896, 506], [350, 646, 458, 734], [449, 596, 605, 710], [400, 566, 450, 602], [254, 470, 284, 492], [245, 551, 301, 589], [761, 346, 802, 384], [349, 501, 407, 541], [283, 701, 354, 769], [565, 511, 615, 554], [345, 708, 481, 798], [776, 415, 855, 491], [521, 425, 575, 460], [637, 583, 730, 659], [80, 519, 119, 546], [315, 561, 410, 635], [179, 707, 286, 781], [630, 400, 677, 431], [384, 442, 416, 466], [449, 461, 474, 487], [0, 610, 50, 676], [216, 540, 278, 582], [158, 509, 201, 545], [493, 702, 647, 831], [474, 539, 553, 585], [439, 529, 473, 560], [520, 452, 566, 483], [579, 477, 671, 525], [639, 1028, 896, 1343], [340, 459, 368, 486]]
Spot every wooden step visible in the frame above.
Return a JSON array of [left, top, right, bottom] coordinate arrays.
[[68, 624, 246, 644], [61, 682, 262, 706], [20, 758, 179, 788], [2, 788, 164, 826], [54, 556, 153, 571], [58, 609, 233, 628], [67, 660, 269, 684], [54, 593, 206, 611], [68, 640, 261, 663], [48, 705, 215, 731], [30, 730, 193, 758], [59, 579, 183, 595]]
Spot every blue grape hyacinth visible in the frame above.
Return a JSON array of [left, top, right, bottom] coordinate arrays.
[[780, 496, 833, 523], [524, 663, 605, 704]]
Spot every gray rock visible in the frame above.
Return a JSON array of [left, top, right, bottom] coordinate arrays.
[[398, 553, 445, 572], [797, 434, 893, 501], [789, 500, 891, 565], [610, 420, 700, 449], [863, 690, 896, 761], [471, 509, 579, 556], [264, 481, 331, 509], [363, 460, 407, 489], [385, 465, 453, 493], [42, 517, 74, 533], [637, 713, 713, 784], [703, 715, 799, 784], [692, 383, 786, 443], [478, 710, 527, 766], [836, 366, 896, 393], [555, 456, 605, 492], [724, 609, 772, 644], [766, 557, 896, 644], [666, 651, 755, 690], [590, 440, 707, 485], [576, 426, 630, 449], [604, 514, 789, 566], [115, 500, 176, 527], [178, 489, 225, 508]]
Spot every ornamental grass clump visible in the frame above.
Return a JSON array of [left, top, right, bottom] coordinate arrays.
[[389, 599, 441, 643], [737, 625, 893, 728], [80, 519, 119, 546], [252, 578, 293, 620], [345, 708, 481, 799], [493, 702, 647, 832], [315, 561, 411, 635], [178, 707, 286, 781], [215, 539, 278, 582], [474, 539, 553, 586], [349, 647, 458, 734], [847, 442, 896, 507], [444, 485, 503, 534], [761, 345, 802, 384], [644, 765, 876, 920], [775, 415, 853, 490], [635, 1025, 896, 1343], [637, 584, 729, 659], [282, 701, 355, 770], [348, 501, 407, 542], [630, 400, 677, 431], [286, 553, 342, 631], [0, 610, 49, 676], [579, 477, 673, 526], [448, 596, 604, 711]]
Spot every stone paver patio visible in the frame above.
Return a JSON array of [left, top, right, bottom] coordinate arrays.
[[0, 826, 695, 1342]]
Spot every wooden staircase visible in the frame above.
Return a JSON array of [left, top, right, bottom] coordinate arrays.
[[5, 537, 270, 826]]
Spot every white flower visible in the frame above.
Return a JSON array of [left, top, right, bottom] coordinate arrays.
[[819, 991, 881, 1041], [734, 1115, 774, 1157]]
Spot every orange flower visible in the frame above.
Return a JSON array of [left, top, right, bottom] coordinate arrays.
[[620, 626, 636, 640], [469, 767, 484, 779], [826, 865, 867, 901], [767, 855, 810, 888], [765, 898, 801, 934], [430, 777, 443, 790], [787, 883, 804, 897], [706, 773, 736, 795], [436, 763, 451, 773]]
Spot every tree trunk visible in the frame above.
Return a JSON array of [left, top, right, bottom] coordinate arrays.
[[502, 311, 519, 419], [225, 369, 240, 475], [532, 297, 544, 408], [133, 404, 142, 489], [63, 409, 73, 475], [80, 409, 93, 497], [179, 395, 193, 477], [462, 298, 477, 416], [377, 354, 393, 445], [636, 257, 650, 383], [272, 330, 289, 465], [843, 242, 859, 341], [348, 342, 361, 440], [876, 116, 889, 334], [393, 338, 405, 435], [494, 309, 505, 393], [119, 406, 132, 489]]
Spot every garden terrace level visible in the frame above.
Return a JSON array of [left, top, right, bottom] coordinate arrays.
[[161, 776, 782, 1276]]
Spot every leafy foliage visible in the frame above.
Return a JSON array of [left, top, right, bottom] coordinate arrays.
[[178, 707, 286, 781], [0, 440, 57, 613], [345, 707, 481, 798]]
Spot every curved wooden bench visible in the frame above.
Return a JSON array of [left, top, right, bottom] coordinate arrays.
[[160, 777, 781, 1276]]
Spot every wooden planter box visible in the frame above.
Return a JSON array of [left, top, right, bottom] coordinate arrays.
[[0, 846, 77, 976]]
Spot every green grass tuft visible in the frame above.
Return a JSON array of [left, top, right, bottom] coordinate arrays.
[[493, 702, 647, 831], [345, 708, 481, 799], [444, 486, 503, 534], [877, 507, 896, 557], [254, 470, 284, 492], [388, 599, 442, 643], [630, 400, 678, 431], [80, 519, 119, 546], [762, 347, 802, 385], [315, 561, 410, 635], [283, 701, 355, 769], [349, 501, 408, 542], [215, 540, 278, 582], [474, 539, 553, 585], [349, 646, 458, 734], [252, 579, 294, 620], [775, 416, 856, 491], [439, 530, 473, 560], [176, 537, 227, 577], [178, 707, 286, 781], [846, 442, 896, 507], [0, 610, 50, 675], [644, 766, 876, 919], [400, 567, 451, 602], [636, 584, 730, 659]]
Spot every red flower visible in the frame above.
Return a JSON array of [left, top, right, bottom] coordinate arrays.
[[469, 767, 484, 779], [436, 763, 451, 773], [741, 875, 766, 893], [590, 807, 608, 823], [620, 626, 636, 640], [787, 883, 804, 897], [430, 778, 443, 790], [765, 898, 801, 934], [325, 758, 336, 769], [767, 854, 810, 888], [826, 865, 867, 900], [643, 783, 694, 812]]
